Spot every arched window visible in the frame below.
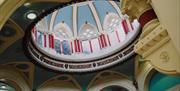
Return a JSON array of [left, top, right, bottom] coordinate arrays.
[[103, 13, 126, 46], [53, 22, 73, 55], [53, 22, 73, 40], [79, 23, 100, 54]]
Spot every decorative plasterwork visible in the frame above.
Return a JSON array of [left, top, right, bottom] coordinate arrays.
[[134, 24, 168, 57], [120, 0, 152, 22], [27, 39, 137, 72], [120, 0, 180, 75], [150, 0, 180, 56], [134, 24, 180, 75]]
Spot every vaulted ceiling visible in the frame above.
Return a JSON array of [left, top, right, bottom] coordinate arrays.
[[0, 0, 139, 90]]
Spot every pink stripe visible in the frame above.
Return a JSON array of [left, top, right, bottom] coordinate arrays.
[[32, 27, 35, 34], [71, 41, 73, 53], [60, 42, 61, 54], [130, 22, 134, 30], [98, 38, 102, 49], [51, 35, 54, 49], [115, 30, 120, 43], [100, 35, 104, 48], [48, 35, 51, 48], [89, 40, 93, 53], [61, 41, 63, 54], [34, 29, 37, 42], [44, 34, 46, 47], [107, 34, 111, 46], [74, 40, 76, 52], [80, 41, 83, 52], [102, 34, 107, 47], [122, 20, 129, 34], [77, 40, 80, 52]]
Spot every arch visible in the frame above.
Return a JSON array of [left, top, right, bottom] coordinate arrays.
[[0, 65, 31, 91], [103, 12, 121, 32], [79, 23, 99, 40], [101, 85, 128, 91], [37, 74, 82, 91], [103, 12, 126, 46], [53, 22, 73, 40], [87, 71, 136, 91], [136, 61, 156, 91], [149, 71, 180, 91], [35, 18, 48, 32]]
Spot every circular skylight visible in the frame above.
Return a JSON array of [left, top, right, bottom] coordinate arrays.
[[28, 1, 140, 72]]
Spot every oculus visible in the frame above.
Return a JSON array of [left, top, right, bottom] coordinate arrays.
[[27, 1, 140, 72]]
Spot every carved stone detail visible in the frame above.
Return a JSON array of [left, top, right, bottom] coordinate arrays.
[[159, 51, 169, 63]]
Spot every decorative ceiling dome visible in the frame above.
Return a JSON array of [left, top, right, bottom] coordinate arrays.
[[27, 1, 140, 72]]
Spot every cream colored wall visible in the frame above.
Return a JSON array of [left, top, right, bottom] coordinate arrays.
[[150, 0, 180, 56], [0, 0, 5, 6], [146, 39, 180, 74]]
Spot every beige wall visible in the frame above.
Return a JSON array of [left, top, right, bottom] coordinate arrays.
[[150, 0, 180, 56]]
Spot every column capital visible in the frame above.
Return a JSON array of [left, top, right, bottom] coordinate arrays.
[[121, 0, 152, 22]]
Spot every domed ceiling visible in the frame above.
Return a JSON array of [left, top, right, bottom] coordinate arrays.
[[27, 1, 140, 72]]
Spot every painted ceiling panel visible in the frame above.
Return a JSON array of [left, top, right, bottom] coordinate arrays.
[[45, 14, 52, 30], [77, 5, 97, 32], [93, 1, 118, 25], [54, 6, 73, 31]]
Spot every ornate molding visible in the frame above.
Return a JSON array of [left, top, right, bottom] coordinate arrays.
[[159, 51, 169, 63], [120, 0, 152, 22], [134, 23, 180, 75], [134, 24, 168, 57], [27, 38, 137, 72]]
